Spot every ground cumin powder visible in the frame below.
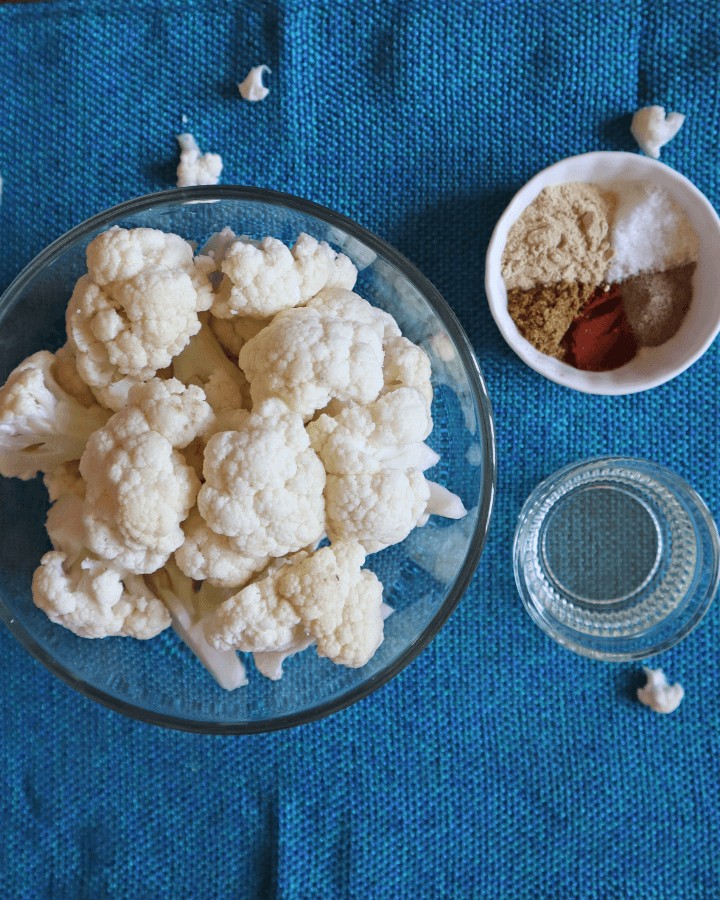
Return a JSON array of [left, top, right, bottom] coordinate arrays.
[[507, 281, 596, 357]]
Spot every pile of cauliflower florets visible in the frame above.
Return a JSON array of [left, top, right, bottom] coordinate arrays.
[[0, 226, 465, 689]]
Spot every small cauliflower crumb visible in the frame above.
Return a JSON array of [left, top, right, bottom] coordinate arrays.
[[238, 65, 270, 102], [176, 133, 223, 187], [631, 105, 685, 159], [637, 667, 684, 714]]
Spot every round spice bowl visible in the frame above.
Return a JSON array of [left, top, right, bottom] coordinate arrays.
[[513, 457, 720, 660], [485, 151, 720, 394]]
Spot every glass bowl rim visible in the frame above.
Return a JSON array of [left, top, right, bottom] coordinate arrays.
[[0, 185, 496, 734]]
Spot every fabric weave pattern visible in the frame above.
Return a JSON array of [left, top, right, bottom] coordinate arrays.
[[1, 1, 719, 896]]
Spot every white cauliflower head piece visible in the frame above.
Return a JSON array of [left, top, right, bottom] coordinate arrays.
[[79, 379, 211, 574], [213, 237, 301, 319], [211, 233, 357, 319], [176, 133, 223, 187], [325, 468, 431, 553], [206, 541, 384, 668], [239, 304, 384, 419], [197, 399, 326, 558], [382, 335, 433, 408], [630, 106, 685, 159], [238, 65, 271, 102], [0, 350, 110, 480], [281, 541, 384, 668], [32, 550, 170, 639], [307, 387, 437, 475], [637, 668, 685, 714], [205, 564, 304, 654], [67, 227, 214, 410], [175, 509, 270, 589]]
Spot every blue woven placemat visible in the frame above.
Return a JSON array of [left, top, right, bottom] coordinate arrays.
[[1, 1, 719, 896]]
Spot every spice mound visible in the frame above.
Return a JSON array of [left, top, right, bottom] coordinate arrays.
[[501, 180, 699, 371]]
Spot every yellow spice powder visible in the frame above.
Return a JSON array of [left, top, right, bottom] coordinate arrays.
[[502, 183, 615, 292]]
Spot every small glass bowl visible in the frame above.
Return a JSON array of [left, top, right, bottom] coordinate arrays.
[[0, 186, 496, 733], [514, 457, 720, 660]]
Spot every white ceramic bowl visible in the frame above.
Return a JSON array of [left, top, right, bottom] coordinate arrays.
[[485, 151, 720, 394]]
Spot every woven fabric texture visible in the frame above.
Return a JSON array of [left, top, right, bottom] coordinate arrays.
[[1, 1, 719, 896]]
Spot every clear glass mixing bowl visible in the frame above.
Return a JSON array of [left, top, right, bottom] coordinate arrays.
[[0, 186, 495, 733]]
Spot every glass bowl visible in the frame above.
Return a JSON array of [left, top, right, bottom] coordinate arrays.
[[514, 457, 720, 660], [0, 186, 495, 733]]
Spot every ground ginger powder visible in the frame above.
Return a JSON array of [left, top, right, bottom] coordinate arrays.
[[502, 183, 614, 292]]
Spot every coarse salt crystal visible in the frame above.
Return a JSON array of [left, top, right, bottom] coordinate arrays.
[[606, 181, 699, 282]]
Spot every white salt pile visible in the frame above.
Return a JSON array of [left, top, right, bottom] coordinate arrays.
[[606, 181, 699, 282]]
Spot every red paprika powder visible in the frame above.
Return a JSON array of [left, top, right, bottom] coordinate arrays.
[[562, 283, 637, 371]]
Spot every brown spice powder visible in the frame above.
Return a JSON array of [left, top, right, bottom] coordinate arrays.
[[621, 263, 695, 347], [507, 281, 596, 357]]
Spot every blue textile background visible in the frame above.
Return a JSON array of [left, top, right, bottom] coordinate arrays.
[[1, 0, 719, 896]]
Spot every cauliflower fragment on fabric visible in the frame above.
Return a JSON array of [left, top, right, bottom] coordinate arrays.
[[630, 106, 685, 159], [238, 65, 270, 102], [636, 667, 684, 714], [176, 133, 223, 187]]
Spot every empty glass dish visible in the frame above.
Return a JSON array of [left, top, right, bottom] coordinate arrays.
[[514, 457, 720, 660]]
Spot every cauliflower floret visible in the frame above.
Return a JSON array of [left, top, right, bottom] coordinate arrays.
[[206, 541, 384, 668], [239, 305, 384, 420], [211, 233, 357, 319], [213, 236, 300, 319], [637, 667, 684, 713], [67, 227, 214, 410], [325, 468, 431, 553], [291, 233, 357, 299], [176, 133, 223, 187], [324, 469, 465, 553], [210, 314, 272, 360], [197, 399, 325, 558], [382, 335, 433, 408], [175, 509, 270, 588], [307, 388, 461, 552], [0, 351, 111, 480], [86, 226, 198, 286], [52, 344, 97, 407], [206, 561, 305, 653], [281, 542, 384, 667], [238, 65, 271, 102], [32, 550, 170, 639], [43, 460, 85, 502], [307, 387, 438, 475], [306, 287, 399, 342], [146, 560, 247, 690], [630, 106, 685, 159], [173, 320, 249, 415], [80, 379, 211, 574]]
